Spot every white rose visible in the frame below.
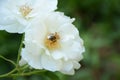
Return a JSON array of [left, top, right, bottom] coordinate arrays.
[[0, 0, 57, 33], [21, 12, 85, 75]]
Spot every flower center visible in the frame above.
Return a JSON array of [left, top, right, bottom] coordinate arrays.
[[20, 5, 32, 17], [45, 32, 60, 50]]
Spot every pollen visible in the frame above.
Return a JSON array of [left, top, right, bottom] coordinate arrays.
[[20, 5, 32, 17], [45, 32, 60, 50]]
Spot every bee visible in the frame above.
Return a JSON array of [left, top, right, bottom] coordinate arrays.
[[47, 32, 60, 42]]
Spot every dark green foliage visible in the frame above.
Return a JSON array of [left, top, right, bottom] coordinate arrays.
[[0, 0, 120, 80]]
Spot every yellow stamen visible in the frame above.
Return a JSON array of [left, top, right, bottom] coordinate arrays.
[[20, 5, 32, 17], [44, 32, 60, 50]]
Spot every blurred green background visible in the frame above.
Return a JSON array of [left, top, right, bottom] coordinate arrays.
[[0, 0, 120, 80]]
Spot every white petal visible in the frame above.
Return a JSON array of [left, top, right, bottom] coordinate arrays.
[[58, 33, 85, 60], [61, 69, 75, 75], [41, 54, 62, 71], [59, 24, 79, 42], [62, 61, 73, 71], [33, 0, 57, 13], [43, 12, 74, 32], [52, 40, 84, 61], [60, 61, 75, 75], [21, 48, 43, 69], [0, 22, 26, 33], [19, 58, 27, 66], [52, 50, 64, 60], [73, 61, 81, 69]]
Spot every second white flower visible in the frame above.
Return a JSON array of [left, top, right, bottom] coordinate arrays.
[[21, 12, 85, 75]]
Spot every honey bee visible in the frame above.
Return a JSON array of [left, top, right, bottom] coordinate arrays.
[[45, 32, 60, 50], [47, 32, 60, 42]]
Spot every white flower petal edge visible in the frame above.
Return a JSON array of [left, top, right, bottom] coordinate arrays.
[[19, 58, 27, 66], [20, 12, 85, 75], [0, 0, 57, 33]]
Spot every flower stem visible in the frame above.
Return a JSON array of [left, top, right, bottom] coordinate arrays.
[[0, 34, 46, 78], [0, 68, 17, 78], [0, 55, 16, 66], [17, 34, 25, 65], [10, 70, 46, 77], [15, 34, 25, 74]]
